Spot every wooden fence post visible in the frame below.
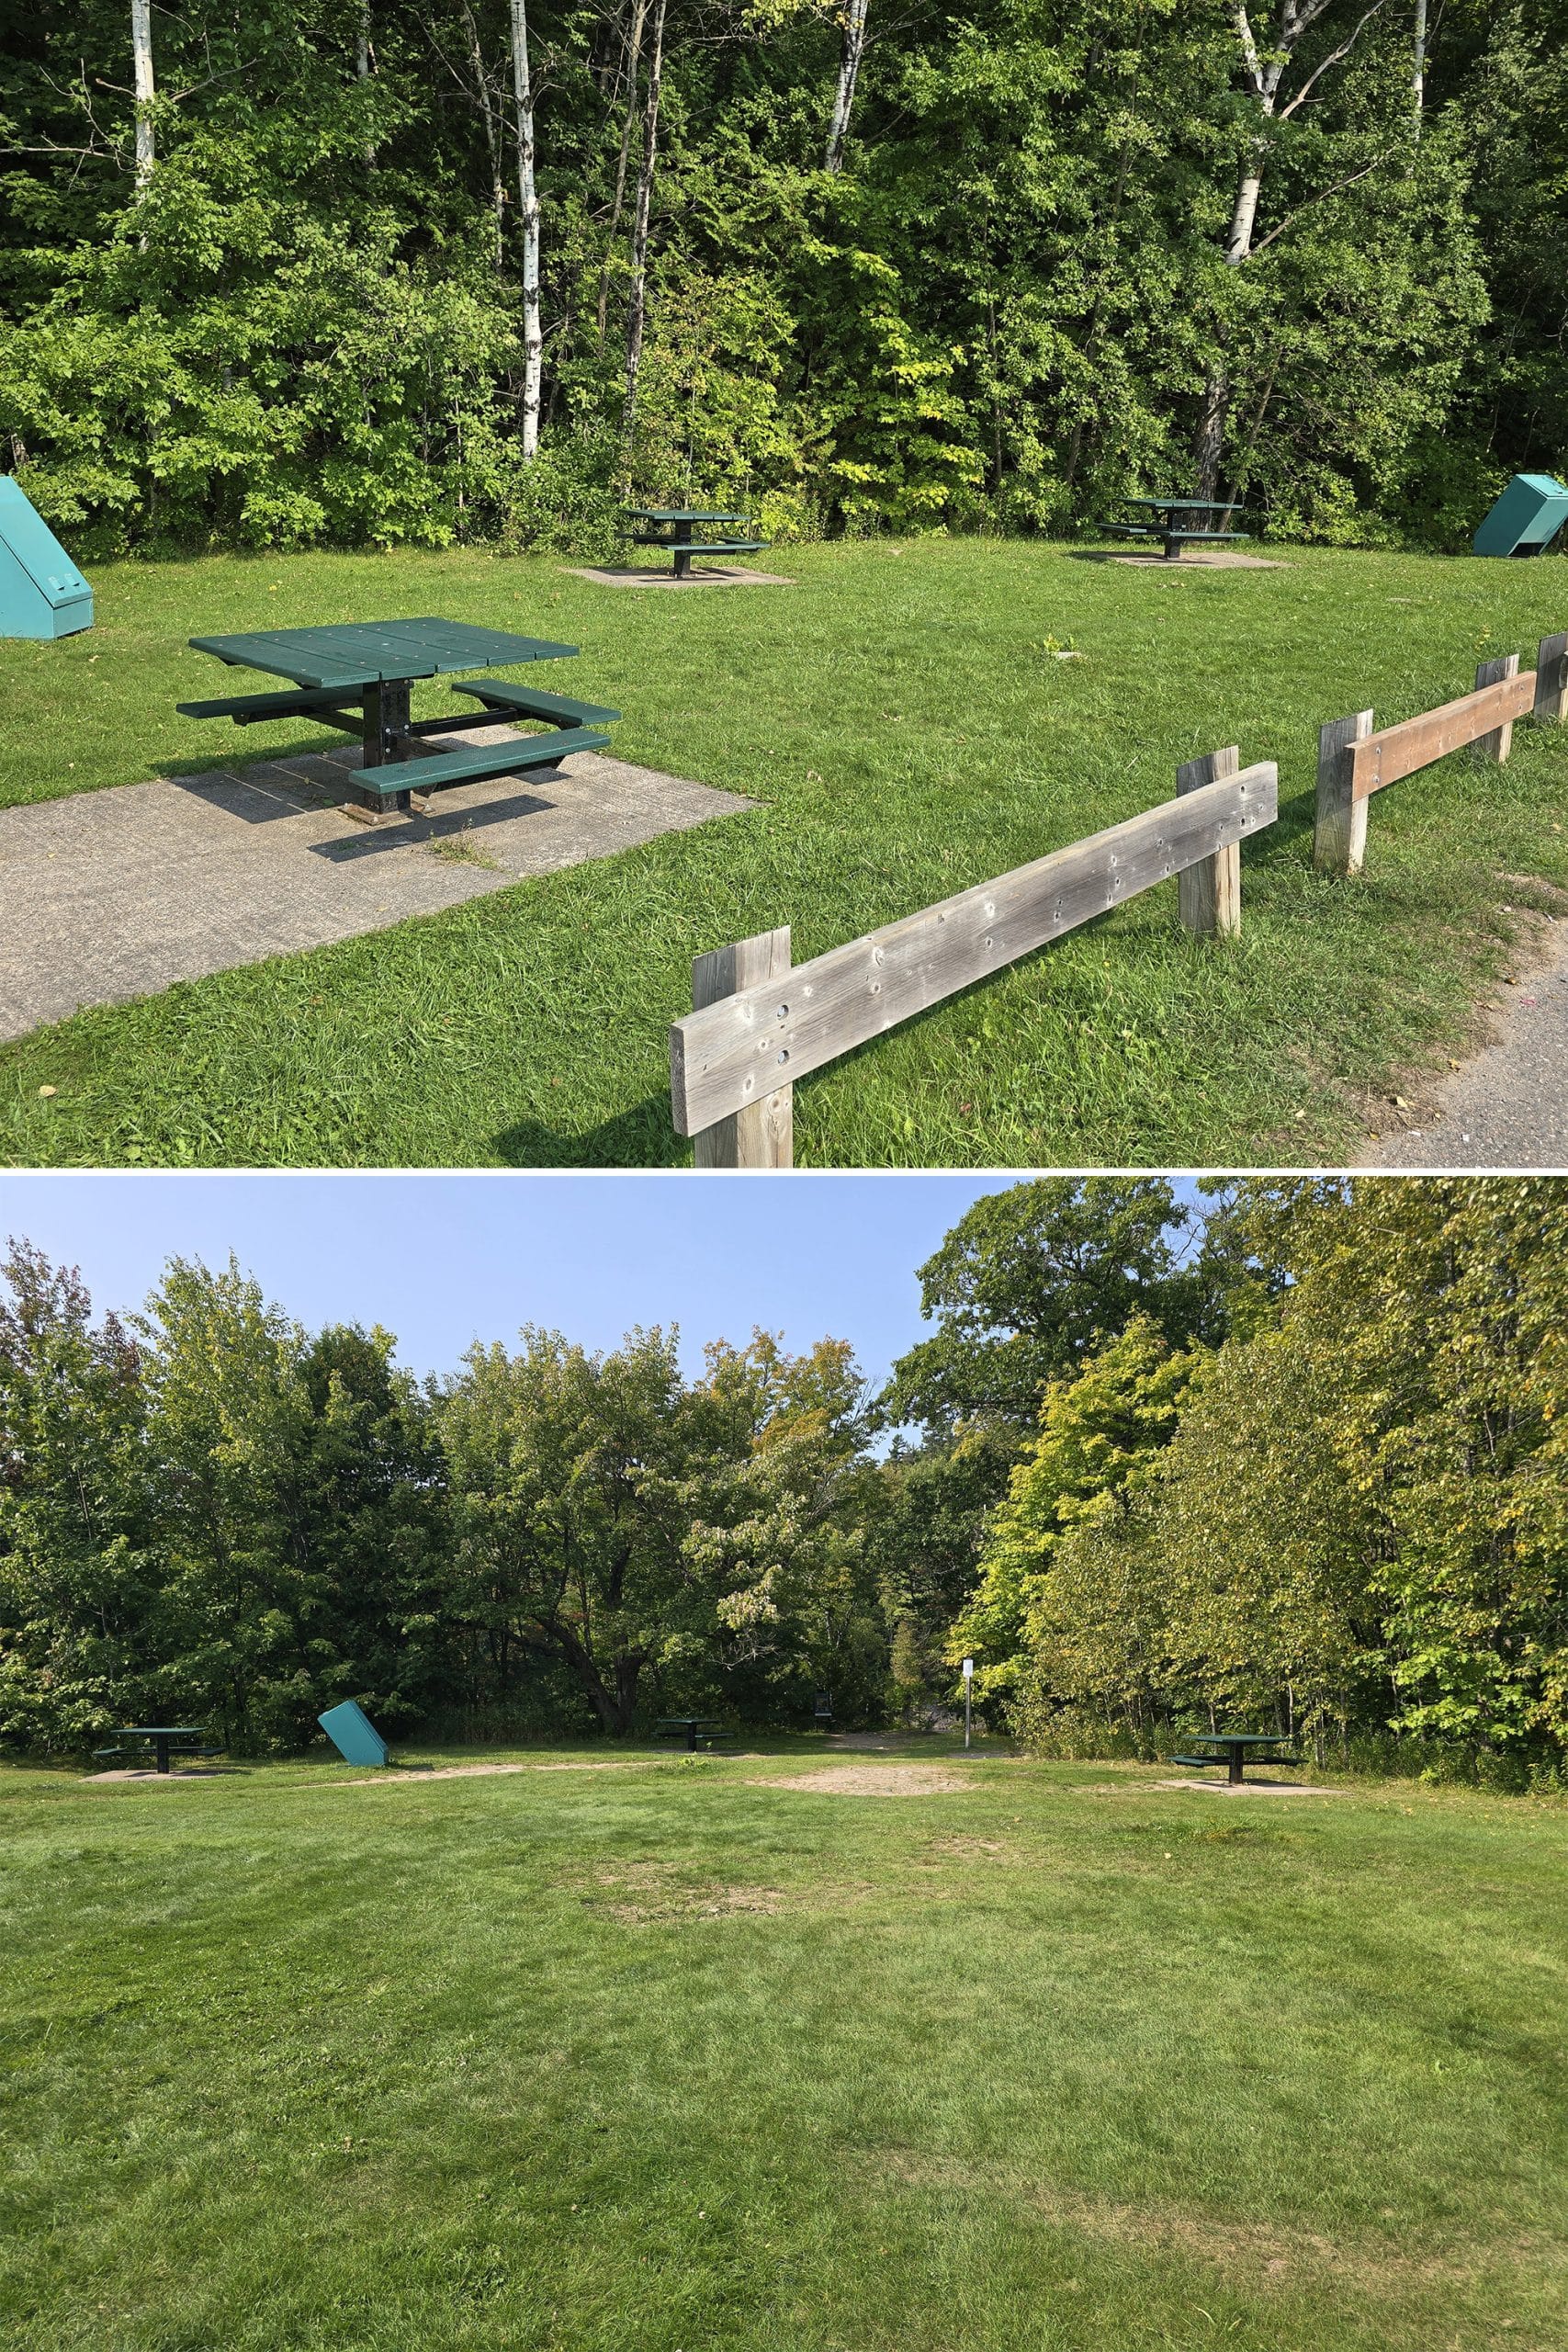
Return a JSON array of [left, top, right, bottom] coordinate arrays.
[[1175, 745, 1242, 935], [1474, 652, 1520, 762], [1314, 708, 1374, 877], [689, 927, 794, 1169], [1535, 632, 1568, 724]]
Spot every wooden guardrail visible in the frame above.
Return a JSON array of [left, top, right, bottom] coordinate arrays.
[[1314, 630, 1568, 876], [670, 752, 1278, 1167]]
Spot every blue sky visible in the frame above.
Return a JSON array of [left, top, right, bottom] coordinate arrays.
[[0, 1173, 1045, 1389]]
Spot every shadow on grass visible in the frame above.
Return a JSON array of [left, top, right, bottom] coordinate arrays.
[[491, 1093, 682, 1168]]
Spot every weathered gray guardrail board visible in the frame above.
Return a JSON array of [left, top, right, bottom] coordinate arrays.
[[671, 760, 1277, 1142]]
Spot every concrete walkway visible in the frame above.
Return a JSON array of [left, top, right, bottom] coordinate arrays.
[[2, 731, 752, 1042], [1368, 917, 1568, 1169]]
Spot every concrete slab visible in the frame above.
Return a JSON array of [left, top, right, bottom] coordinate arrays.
[[566, 564, 795, 589], [1367, 917, 1568, 1169], [0, 729, 753, 1041], [1149, 1779, 1345, 1796], [1105, 551, 1285, 570]]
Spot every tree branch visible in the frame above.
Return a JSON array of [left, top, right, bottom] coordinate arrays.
[[1278, 0, 1389, 118], [1249, 152, 1388, 254]]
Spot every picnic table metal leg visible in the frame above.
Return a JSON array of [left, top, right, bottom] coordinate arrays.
[[155, 1735, 171, 1774], [1228, 1752, 1245, 1785], [352, 678, 413, 820], [673, 547, 693, 582], [686, 1722, 698, 1751], [1164, 525, 1182, 561]]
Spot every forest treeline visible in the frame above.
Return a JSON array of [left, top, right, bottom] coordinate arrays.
[[2, 1177, 1564, 1781], [0, 0, 1562, 556]]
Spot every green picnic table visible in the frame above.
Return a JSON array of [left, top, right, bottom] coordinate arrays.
[[624, 508, 771, 582], [95, 1725, 214, 1774], [1166, 1730, 1302, 1785], [654, 1715, 737, 1752], [1099, 495, 1251, 562], [178, 616, 621, 822]]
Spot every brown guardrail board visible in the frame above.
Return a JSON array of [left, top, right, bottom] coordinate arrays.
[[1350, 671, 1536, 799], [669, 763, 1278, 1136]]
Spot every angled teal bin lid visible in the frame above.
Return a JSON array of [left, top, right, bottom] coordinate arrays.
[[318, 1699, 390, 1766], [0, 476, 91, 606], [1472, 471, 1568, 557]]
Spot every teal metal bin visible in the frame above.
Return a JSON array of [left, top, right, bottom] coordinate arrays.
[[1472, 471, 1568, 558], [0, 478, 93, 637], [318, 1700, 391, 1767]]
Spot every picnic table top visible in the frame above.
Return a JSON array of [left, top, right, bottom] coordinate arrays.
[[1185, 1730, 1292, 1748], [119, 1724, 208, 1736], [1116, 495, 1242, 513], [187, 617, 579, 692], [626, 508, 753, 525]]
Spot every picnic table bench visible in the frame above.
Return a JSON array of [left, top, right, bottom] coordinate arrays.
[[1166, 1731, 1302, 1785], [624, 508, 771, 581], [1099, 495, 1252, 562], [655, 1716, 737, 1753], [94, 1725, 220, 1774], [177, 617, 620, 822]]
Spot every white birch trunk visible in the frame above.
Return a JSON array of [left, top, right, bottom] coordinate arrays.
[[130, 0, 155, 195], [824, 0, 867, 175], [509, 0, 543, 462], [1412, 0, 1427, 123], [621, 0, 668, 446], [356, 1, 377, 167]]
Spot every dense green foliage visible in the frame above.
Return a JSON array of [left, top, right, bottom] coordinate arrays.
[[2, 1176, 1563, 1775], [1, 0, 1562, 552], [957, 1181, 1568, 1780]]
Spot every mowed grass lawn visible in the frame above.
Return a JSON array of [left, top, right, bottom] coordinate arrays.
[[4, 1746, 1565, 2352], [4, 540, 1567, 1167]]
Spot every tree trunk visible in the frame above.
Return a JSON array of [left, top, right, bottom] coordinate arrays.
[[356, 1, 377, 168], [596, 0, 649, 347], [460, 0, 506, 267], [1194, 141, 1266, 498], [620, 0, 668, 448], [508, 0, 543, 461], [824, 0, 868, 175], [1412, 0, 1427, 125], [130, 0, 155, 196]]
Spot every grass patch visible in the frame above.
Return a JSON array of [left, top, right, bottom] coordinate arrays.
[[3, 1741, 1565, 2351], [4, 539, 1567, 1166]]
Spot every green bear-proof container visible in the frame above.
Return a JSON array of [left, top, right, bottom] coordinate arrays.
[[0, 476, 93, 636], [1472, 471, 1568, 558]]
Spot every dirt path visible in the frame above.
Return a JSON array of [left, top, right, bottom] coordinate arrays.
[[1367, 914, 1568, 1168], [1, 734, 750, 1042]]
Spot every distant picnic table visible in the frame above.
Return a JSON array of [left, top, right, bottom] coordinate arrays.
[[96, 1725, 213, 1775], [1100, 495, 1251, 563], [655, 1716, 736, 1753], [1166, 1731, 1300, 1785], [178, 616, 619, 822], [624, 508, 770, 581]]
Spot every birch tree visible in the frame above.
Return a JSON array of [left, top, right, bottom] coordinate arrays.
[[620, 0, 668, 445], [508, 0, 543, 459], [824, 0, 867, 174], [130, 0, 155, 194], [1193, 0, 1389, 500]]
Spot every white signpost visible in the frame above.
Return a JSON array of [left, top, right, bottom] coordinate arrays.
[[962, 1656, 974, 1750]]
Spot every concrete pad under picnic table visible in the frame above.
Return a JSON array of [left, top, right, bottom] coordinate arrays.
[[1090, 550, 1287, 571], [566, 564, 795, 588], [1, 731, 753, 1042]]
